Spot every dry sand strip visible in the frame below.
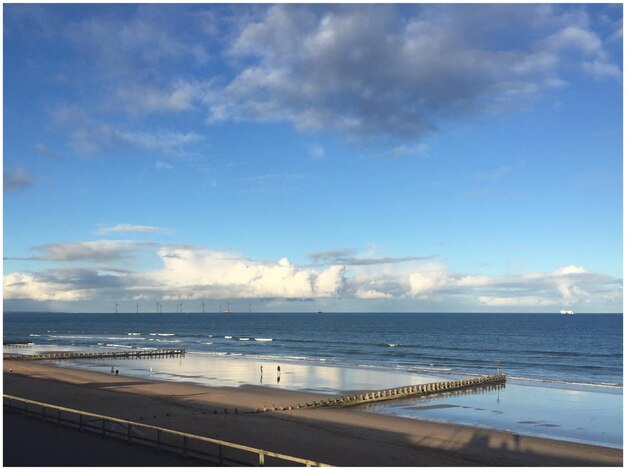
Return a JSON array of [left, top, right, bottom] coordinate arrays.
[[3, 360, 623, 467]]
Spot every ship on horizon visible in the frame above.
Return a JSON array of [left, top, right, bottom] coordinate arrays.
[[560, 309, 574, 315]]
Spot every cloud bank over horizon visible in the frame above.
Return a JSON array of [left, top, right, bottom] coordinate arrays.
[[4, 238, 621, 313]]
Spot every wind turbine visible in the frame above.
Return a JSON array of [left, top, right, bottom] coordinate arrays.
[[202, 300, 205, 314], [136, 303, 139, 314], [115, 302, 118, 314]]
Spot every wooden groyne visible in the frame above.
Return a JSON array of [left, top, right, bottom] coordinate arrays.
[[3, 348, 185, 361], [327, 374, 507, 408], [256, 374, 506, 413]]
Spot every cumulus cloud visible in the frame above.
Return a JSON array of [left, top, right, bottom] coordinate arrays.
[[203, 4, 620, 142], [3, 239, 621, 310], [148, 248, 345, 300], [4, 268, 131, 301], [406, 262, 620, 309], [4, 168, 35, 192], [356, 288, 393, 300]]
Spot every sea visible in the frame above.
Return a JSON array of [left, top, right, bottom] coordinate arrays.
[[3, 312, 623, 448]]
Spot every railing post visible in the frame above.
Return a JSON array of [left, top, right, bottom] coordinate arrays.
[[41, 406, 46, 422], [182, 436, 187, 458], [258, 451, 265, 466], [156, 429, 161, 451], [127, 423, 132, 443], [218, 444, 223, 465]]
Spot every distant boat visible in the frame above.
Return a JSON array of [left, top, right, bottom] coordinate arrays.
[[560, 309, 574, 315]]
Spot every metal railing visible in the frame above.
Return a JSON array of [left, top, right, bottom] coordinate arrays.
[[4, 394, 330, 467]]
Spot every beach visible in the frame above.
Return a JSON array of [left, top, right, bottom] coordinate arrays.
[[3, 359, 622, 466]]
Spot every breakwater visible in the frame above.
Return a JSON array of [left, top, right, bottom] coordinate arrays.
[[256, 374, 507, 413], [3, 348, 186, 361]]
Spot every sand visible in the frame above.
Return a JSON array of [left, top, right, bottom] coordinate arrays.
[[3, 360, 622, 466]]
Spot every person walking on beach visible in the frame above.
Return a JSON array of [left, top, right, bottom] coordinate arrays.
[[111, 366, 114, 374]]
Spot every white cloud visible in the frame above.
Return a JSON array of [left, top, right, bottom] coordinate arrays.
[[553, 265, 588, 275], [31, 240, 144, 262], [52, 105, 204, 157], [356, 288, 392, 300], [203, 4, 620, 141], [477, 295, 556, 307], [97, 224, 171, 235], [3, 239, 622, 311], [116, 80, 212, 116], [147, 248, 347, 300], [4, 272, 88, 301]]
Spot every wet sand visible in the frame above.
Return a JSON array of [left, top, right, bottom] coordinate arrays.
[[3, 360, 622, 466]]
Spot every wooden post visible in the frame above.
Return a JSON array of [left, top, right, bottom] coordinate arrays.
[[259, 451, 265, 466], [218, 444, 223, 465]]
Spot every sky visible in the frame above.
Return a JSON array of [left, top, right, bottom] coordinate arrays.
[[3, 3, 623, 313]]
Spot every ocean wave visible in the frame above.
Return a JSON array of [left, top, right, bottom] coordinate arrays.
[[508, 375, 623, 389], [149, 333, 175, 336], [49, 335, 95, 340], [103, 344, 134, 349], [255, 338, 273, 342], [29, 334, 41, 337], [127, 332, 141, 336], [224, 336, 232, 339], [106, 337, 146, 341], [239, 338, 250, 341]]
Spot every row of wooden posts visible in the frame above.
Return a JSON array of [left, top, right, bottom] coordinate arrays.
[[265, 373, 506, 411], [211, 374, 507, 415], [3, 349, 186, 361]]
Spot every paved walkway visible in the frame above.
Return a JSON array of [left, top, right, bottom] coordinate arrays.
[[4, 411, 207, 467]]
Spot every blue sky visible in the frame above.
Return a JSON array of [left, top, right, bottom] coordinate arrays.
[[3, 3, 623, 313]]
